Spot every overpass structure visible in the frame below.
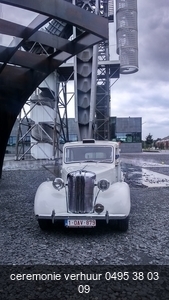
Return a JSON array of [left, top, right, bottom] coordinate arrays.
[[0, 0, 138, 177]]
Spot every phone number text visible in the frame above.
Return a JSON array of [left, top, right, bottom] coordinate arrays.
[[104, 271, 159, 281]]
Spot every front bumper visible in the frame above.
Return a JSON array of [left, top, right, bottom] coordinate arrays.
[[36, 210, 128, 224]]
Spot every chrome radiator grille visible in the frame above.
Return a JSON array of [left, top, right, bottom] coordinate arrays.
[[67, 170, 96, 213]]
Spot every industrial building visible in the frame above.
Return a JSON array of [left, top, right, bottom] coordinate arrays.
[[7, 116, 142, 154], [67, 117, 142, 153]]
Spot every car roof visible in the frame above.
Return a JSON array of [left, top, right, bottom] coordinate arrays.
[[63, 140, 119, 147]]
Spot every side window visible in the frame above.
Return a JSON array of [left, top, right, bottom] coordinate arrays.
[[65, 148, 69, 162], [115, 148, 119, 162], [65, 148, 74, 162]]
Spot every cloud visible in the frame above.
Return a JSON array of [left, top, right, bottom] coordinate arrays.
[[111, 0, 169, 139]]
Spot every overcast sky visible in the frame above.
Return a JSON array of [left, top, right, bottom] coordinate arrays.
[[1, 0, 169, 140], [110, 0, 169, 140]]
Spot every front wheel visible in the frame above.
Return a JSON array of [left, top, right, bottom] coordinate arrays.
[[117, 217, 129, 232], [38, 219, 52, 231]]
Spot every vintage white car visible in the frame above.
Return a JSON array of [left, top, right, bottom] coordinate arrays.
[[34, 139, 131, 231]]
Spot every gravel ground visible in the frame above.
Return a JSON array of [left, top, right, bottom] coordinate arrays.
[[0, 152, 169, 299], [0, 169, 168, 266]]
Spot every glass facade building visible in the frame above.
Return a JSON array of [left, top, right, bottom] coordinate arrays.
[[8, 117, 142, 154], [111, 117, 142, 152], [67, 117, 142, 153]]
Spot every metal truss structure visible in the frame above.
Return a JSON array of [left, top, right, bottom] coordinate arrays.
[[15, 0, 120, 161], [0, 0, 108, 177], [0, 0, 138, 177], [73, 0, 118, 141], [15, 74, 74, 160]]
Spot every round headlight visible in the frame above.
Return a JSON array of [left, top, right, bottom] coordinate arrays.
[[52, 178, 64, 190], [94, 203, 104, 214], [97, 179, 110, 191]]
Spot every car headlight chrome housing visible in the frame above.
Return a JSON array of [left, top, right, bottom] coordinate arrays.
[[94, 203, 104, 214], [97, 179, 110, 191], [52, 178, 64, 191]]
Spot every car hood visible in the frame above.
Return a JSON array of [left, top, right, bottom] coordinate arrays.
[[62, 163, 115, 183]]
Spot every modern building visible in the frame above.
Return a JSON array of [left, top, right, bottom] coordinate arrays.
[[6, 119, 31, 155], [7, 119, 31, 146], [7, 116, 142, 155], [67, 117, 142, 153], [114, 117, 142, 153]]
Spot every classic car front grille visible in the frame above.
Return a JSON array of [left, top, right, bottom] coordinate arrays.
[[67, 170, 96, 213]]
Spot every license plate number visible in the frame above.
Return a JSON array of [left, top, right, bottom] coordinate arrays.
[[65, 219, 96, 227]]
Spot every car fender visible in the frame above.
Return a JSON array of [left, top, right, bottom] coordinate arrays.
[[96, 181, 130, 216], [34, 181, 67, 215]]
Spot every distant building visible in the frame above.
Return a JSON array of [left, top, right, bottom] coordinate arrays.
[[113, 117, 142, 153], [7, 119, 31, 146], [8, 116, 142, 154], [67, 117, 142, 153], [155, 136, 169, 150]]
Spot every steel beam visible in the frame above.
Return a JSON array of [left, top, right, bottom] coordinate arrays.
[[0, 0, 108, 178], [0, 33, 104, 74], [0, 0, 108, 39], [0, 16, 51, 38]]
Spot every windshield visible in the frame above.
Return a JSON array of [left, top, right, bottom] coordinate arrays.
[[64, 146, 114, 163]]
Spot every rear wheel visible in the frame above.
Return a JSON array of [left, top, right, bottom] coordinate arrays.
[[38, 219, 52, 231], [117, 217, 129, 232]]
